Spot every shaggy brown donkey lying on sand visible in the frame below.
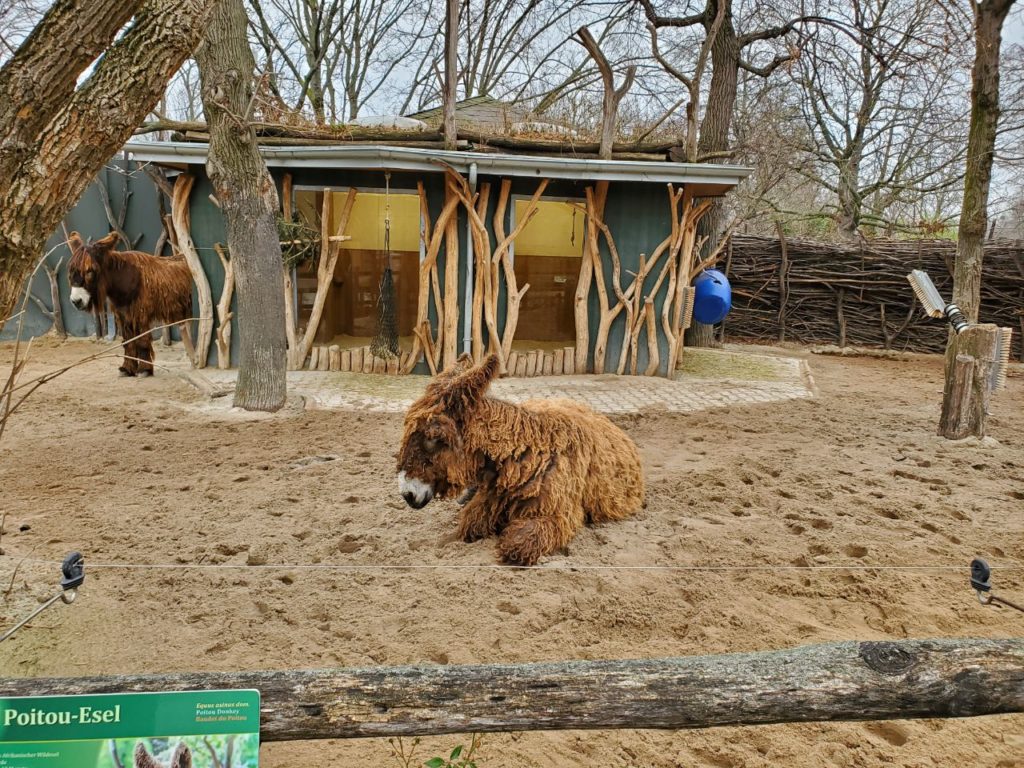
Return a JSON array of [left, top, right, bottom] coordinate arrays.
[[67, 231, 192, 376], [396, 354, 645, 565]]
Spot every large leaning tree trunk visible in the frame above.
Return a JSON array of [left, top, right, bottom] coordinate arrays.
[[0, 0, 220, 321], [196, 0, 287, 411]]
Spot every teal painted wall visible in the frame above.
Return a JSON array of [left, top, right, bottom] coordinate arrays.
[[2, 155, 172, 341], [598, 182, 676, 377]]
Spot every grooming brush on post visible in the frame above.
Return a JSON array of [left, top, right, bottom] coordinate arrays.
[[906, 270, 969, 333], [907, 269, 1012, 393], [992, 326, 1013, 391], [680, 286, 696, 330]]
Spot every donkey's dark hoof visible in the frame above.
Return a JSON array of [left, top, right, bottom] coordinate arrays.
[[118, 367, 136, 377]]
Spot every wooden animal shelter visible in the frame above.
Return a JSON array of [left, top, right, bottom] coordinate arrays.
[[126, 141, 750, 377]]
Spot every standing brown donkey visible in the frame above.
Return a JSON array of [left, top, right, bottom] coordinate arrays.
[[67, 231, 193, 376]]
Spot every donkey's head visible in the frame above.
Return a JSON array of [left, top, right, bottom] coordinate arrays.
[[396, 353, 500, 509], [67, 231, 118, 311], [134, 742, 192, 768]]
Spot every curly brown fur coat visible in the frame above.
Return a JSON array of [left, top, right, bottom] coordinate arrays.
[[134, 742, 191, 768], [68, 231, 192, 376], [396, 354, 645, 565]]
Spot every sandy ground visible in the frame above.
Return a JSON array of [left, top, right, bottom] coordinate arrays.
[[0, 337, 1022, 767]]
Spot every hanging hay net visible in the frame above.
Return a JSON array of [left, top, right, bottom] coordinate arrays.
[[370, 173, 399, 359], [371, 266, 400, 358]]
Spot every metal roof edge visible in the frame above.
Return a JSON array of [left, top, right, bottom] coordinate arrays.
[[123, 141, 753, 187]]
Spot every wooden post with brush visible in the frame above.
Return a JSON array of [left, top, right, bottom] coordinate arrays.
[[907, 270, 1012, 439]]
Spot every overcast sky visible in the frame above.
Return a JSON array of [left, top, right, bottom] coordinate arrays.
[[1007, 6, 1024, 46]]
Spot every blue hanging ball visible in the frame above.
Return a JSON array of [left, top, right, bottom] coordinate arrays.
[[692, 269, 732, 325]]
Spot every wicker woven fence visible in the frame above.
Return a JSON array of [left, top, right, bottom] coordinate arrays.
[[721, 235, 1024, 360]]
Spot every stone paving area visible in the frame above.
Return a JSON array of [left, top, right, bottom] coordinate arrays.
[[179, 346, 815, 416]]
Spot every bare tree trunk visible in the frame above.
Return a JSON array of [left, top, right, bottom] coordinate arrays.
[[836, 154, 863, 241], [197, 0, 288, 412], [305, 50, 326, 125], [443, 0, 458, 150], [686, 5, 739, 349], [576, 27, 636, 160], [0, 0, 218, 321], [939, 0, 1016, 437], [953, 0, 1015, 323]]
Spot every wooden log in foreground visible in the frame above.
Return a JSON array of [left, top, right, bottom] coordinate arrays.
[[2, 640, 1022, 741]]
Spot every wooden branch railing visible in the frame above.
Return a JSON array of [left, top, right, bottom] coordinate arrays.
[[212, 243, 234, 369], [402, 179, 460, 375], [581, 183, 710, 376], [3, 640, 1022, 740], [447, 170, 549, 370], [170, 174, 213, 368]]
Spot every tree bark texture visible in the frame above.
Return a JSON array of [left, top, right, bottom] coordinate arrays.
[[576, 26, 636, 160], [954, 0, 1016, 323], [836, 154, 864, 241], [442, 0, 458, 150], [940, 0, 1015, 435], [0, 0, 141, 185], [196, 0, 287, 412], [0, 0, 219, 321], [938, 324, 999, 439], [685, 1, 739, 349], [2, 639, 1021, 740], [138, 120, 683, 156]]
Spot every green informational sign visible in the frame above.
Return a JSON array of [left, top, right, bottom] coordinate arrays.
[[0, 690, 260, 767]]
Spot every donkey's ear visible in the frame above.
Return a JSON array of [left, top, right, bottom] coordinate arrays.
[[476, 354, 501, 383], [443, 354, 500, 414], [439, 354, 474, 379], [133, 743, 160, 768], [170, 744, 192, 768], [67, 231, 85, 252], [426, 353, 474, 394], [94, 232, 119, 250]]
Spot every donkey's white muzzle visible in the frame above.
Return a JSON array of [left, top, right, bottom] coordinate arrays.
[[70, 287, 91, 310], [398, 471, 434, 509]]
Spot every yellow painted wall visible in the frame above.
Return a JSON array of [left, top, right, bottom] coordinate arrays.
[[332, 191, 420, 252], [294, 190, 421, 252], [514, 199, 584, 258]]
